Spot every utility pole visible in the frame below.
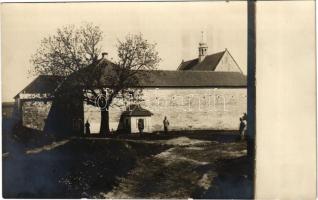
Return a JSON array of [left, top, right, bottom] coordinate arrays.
[[247, 0, 256, 198]]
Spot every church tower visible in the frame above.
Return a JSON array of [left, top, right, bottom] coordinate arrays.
[[198, 31, 208, 62]]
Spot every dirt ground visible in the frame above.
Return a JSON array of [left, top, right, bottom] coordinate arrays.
[[99, 136, 251, 199], [3, 133, 253, 198]]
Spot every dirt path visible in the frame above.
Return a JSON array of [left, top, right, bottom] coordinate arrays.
[[98, 137, 247, 199], [78, 136, 159, 145], [25, 139, 71, 155], [3, 135, 250, 198]]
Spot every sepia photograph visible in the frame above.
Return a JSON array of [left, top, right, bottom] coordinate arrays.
[[2, 1, 255, 198]]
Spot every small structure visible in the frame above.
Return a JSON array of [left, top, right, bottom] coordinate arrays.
[[120, 104, 153, 134]]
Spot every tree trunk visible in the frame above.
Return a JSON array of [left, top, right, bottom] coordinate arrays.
[[100, 109, 110, 135]]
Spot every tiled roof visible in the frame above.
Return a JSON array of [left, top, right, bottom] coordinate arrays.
[[68, 58, 246, 88], [14, 75, 64, 98], [178, 51, 225, 71], [177, 58, 199, 70], [122, 104, 153, 116], [92, 58, 247, 87], [136, 70, 246, 87], [16, 57, 246, 98]]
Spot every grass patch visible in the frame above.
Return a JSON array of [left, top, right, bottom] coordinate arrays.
[[3, 139, 168, 198]]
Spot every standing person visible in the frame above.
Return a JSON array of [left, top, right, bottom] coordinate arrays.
[[242, 122, 247, 140], [242, 112, 247, 121], [239, 117, 246, 140], [85, 120, 91, 135], [138, 119, 144, 134], [163, 116, 170, 134]]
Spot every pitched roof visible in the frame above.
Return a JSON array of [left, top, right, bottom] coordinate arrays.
[[68, 59, 247, 88], [122, 104, 153, 116], [16, 58, 247, 98], [177, 58, 199, 70], [83, 58, 247, 88], [14, 75, 64, 98], [178, 51, 225, 71], [136, 70, 246, 87]]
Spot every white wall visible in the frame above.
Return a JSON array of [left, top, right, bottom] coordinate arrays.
[[84, 87, 247, 133], [214, 50, 242, 73], [130, 116, 152, 133]]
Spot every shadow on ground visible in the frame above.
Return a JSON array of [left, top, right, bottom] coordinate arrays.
[[99, 136, 253, 199], [194, 156, 253, 199], [3, 139, 168, 198], [3, 131, 253, 199]]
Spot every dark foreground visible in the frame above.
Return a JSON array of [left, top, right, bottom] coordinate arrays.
[[3, 132, 253, 199]]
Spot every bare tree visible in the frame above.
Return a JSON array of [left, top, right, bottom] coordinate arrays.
[[31, 23, 102, 76], [31, 23, 161, 135], [82, 33, 161, 134]]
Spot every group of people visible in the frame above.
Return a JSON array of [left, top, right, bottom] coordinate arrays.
[[85, 116, 170, 135], [86, 114, 247, 137]]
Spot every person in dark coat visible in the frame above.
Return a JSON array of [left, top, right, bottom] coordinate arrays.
[[239, 117, 247, 140], [242, 112, 247, 121], [239, 118, 245, 135], [138, 119, 144, 134], [163, 116, 170, 134], [85, 120, 91, 135]]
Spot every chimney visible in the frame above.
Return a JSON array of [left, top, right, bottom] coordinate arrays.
[[102, 52, 108, 59]]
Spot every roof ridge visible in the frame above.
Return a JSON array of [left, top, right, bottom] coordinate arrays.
[[14, 76, 41, 99], [178, 50, 227, 71], [14, 75, 65, 99], [143, 69, 243, 73], [182, 50, 225, 63], [38, 74, 64, 78]]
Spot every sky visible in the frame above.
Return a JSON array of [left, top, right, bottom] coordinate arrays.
[[2, 2, 247, 102]]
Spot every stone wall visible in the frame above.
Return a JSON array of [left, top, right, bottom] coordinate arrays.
[[84, 87, 247, 133], [22, 100, 52, 131], [18, 87, 246, 134]]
